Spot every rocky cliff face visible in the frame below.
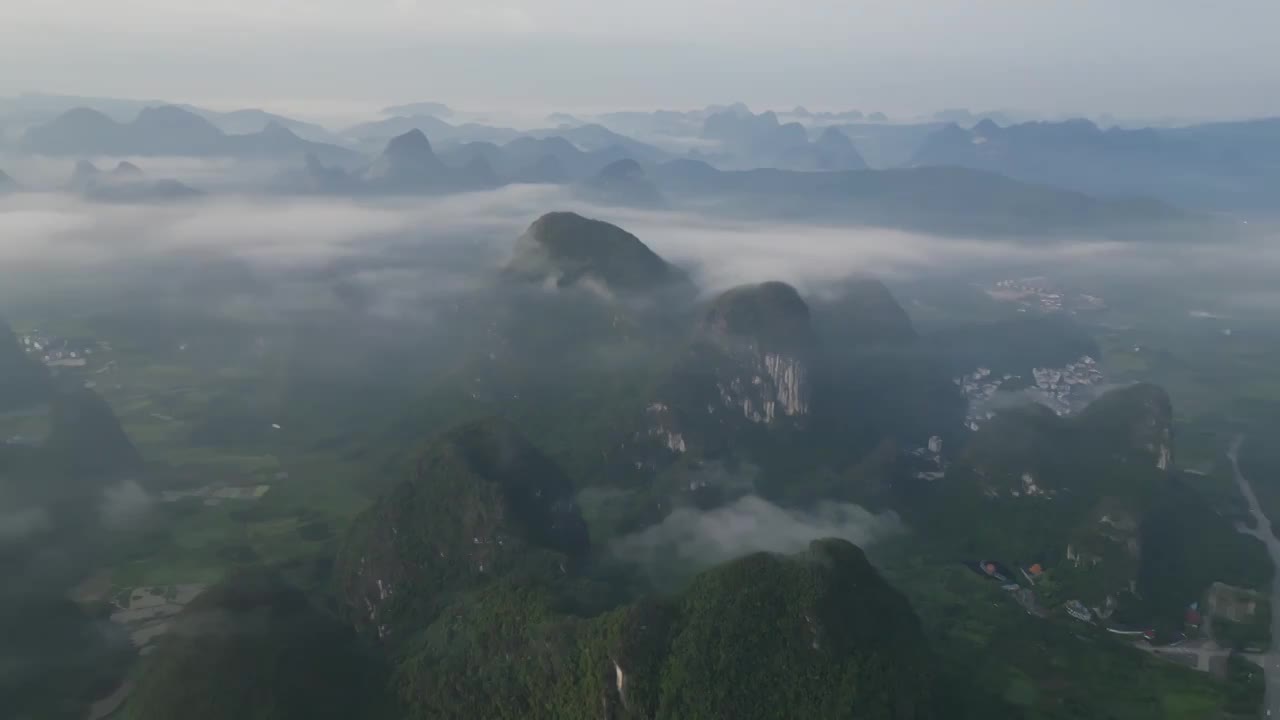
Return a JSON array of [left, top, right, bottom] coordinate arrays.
[[633, 282, 816, 470], [698, 281, 815, 425]]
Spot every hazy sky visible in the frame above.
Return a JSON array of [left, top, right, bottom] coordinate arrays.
[[2, 0, 1278, 121]]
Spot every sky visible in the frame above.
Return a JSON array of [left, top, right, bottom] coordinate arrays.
[[2, 0, 1279, 121]]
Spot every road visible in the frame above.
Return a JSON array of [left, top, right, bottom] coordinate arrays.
[[1229, 435, 1280, 719]]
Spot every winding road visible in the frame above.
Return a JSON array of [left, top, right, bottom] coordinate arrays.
[[1229, 435, 1280, 718]]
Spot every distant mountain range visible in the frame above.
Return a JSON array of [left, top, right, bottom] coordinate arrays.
[[912, 117, 1280, 209], [697, 106, 868, 171], [176, 105, 343, 144], [277, 127, 1210, 238], [13, 97, 1276, 227], [650, 160, 1198, 238], [0, 168, 20, 193], [358, 129, 497, 193], [23, 106, 364, 167], [67, 159, 201, 202], [342, 114, 523, 147], [341, 114, 670, 164], [380, 101, 453, 117]]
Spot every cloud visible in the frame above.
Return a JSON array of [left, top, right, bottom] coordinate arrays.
[[99, 480, 153, 529], [611, 494, 905, 580], [1, 185, 1272, 325], [0, 507, 51, 542]]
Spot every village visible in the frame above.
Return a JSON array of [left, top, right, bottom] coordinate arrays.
[[984, 277, 1107, 315], [18, 330, 107, 368], [954, 355, 1104, 430], [964, 556, 1270, 679]]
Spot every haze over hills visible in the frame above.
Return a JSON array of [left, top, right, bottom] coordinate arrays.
[[650, 161, 1198, 238], [0, 168, 21, 193], [6, 78, 1280, 720], [177, 106, 344, 145], [336, 419, 590, 638], [0, 320, 49, 411], [575, 158, 667, 209], [23, 106, 364, 166], [66, 159, 201, 202], [126, 570, 392, 720], [698, 106, 868, 171], [912, 117, 1280, 209], [505, 211, 689, 294]]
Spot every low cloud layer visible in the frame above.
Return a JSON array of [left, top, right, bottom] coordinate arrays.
[[0, 507, 51, 542], [611, 494, 905, 580], [2, 185, 1276, 326], [99, 480, 153, 530]]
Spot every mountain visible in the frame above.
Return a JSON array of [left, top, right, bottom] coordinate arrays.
[[822, 121, 948, 169], [67, 160, 201, 202], [693, 280, 816, 423], [774, 126, 868, 171], [1163, 117, 1280, 168], [0, 91, 165, 125], [439, 136, 634, 183], [0, 168, 21, 193], [697, 107, 867, 170], [529, 124, 670, 164], [67, 159, 102, 191], [47, 388, 144, 479], [335, 419, 589, 638], [456, 153, 500, 189], [24, 106, 363, 166], [911, 383, 1190, 612], [1074, 382, 1173, 470], [648, 162, 1200, 239], [359, 129, 462, 192], [1, 586, 132, 720], [607, 278, 963, 513], [343, 114, 521, 146], [575, 158, 666, 208], [392, 538, 939, 719], [381, 101, 453, 117], [814, 277, 917, 346], [360, 130, 501, 190], [703, 107, 807, 148], [0, 320, 50, 411], [179, 106, 341, 144], [637, 281, 816, 471], [26, 106, 222, 155], [126, 570, 391, 720], [504, 211, 690, 294], [911, 118, 1280, 209], [545, 112, 584, 126], [511, 153, 570, 184]]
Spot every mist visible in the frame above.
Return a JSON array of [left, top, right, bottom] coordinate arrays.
[[611, 494, 905, 583], [1, 185, 1238, 297]]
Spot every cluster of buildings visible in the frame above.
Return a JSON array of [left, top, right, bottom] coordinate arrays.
[[954, 366, 1012, 430], [955, 356, 1105, 430], [910, 435, 947, 480], [1027, 356, 1104, 416], [108, 584, 208, 655], [984, 278, 1106, 314], [19, 331, 106, 368]]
